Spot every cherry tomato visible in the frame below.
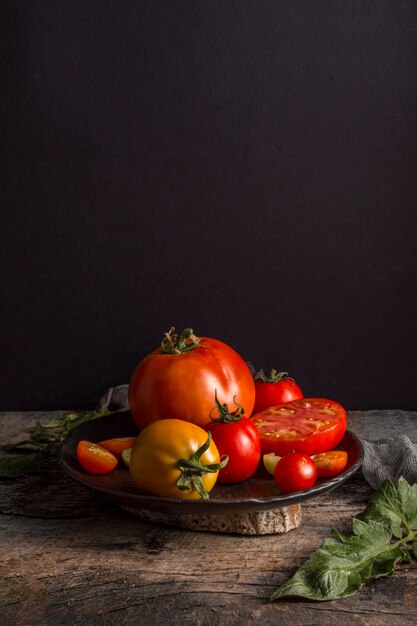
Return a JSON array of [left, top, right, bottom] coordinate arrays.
[[129, 419, 227, 499], [76, 440, 118, 475], [250, 398, 347, 457], [253, 369, 303, 414], [129, 328, 255, 430], [205, 391, 261, 484], [311, 450, 348, 478], [98, 437, 138, 460], [274, 452, 317, 493]]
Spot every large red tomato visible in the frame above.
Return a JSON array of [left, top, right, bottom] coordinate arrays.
[[250, 398, 347, 456], [129, 328, 256, 430]]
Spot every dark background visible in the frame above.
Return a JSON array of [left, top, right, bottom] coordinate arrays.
[[2, 1, 417, 411]]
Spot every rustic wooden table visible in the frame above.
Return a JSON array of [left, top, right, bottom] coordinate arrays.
[[1, 410, 416, 626]]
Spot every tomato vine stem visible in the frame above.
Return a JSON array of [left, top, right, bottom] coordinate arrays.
[[161, 327, 201, 354], [209, 389, 245, 423], [176, 431, 228, 499], [254, 369, 294, 383]]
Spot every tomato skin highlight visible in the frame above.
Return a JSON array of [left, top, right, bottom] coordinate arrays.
[[76, 440, 118, 475], [250, 398, 347, 457], [311, 450, 348, 478], [206, 417, 261, 484], [98, 437, 137, 460], [129, 419, 222, 499], [253, 379, 303, 414], [274, 452, 317, 493], [129, 335, 255, 430]]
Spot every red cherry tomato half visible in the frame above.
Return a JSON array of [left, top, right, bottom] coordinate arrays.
[[76, 440, 118, 475], [253, 376, 303, 414], [311, 450, 348, 478], [98, 437, 138, 460], [250, 398, 347, 457], [207, 418, 261, 484], [274, 452, 317, 493]]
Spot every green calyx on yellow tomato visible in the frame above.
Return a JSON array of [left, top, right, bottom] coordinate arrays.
[[129, 419, 228, 500], [176, 431, 228, 498], [209, 389, 245, 423]]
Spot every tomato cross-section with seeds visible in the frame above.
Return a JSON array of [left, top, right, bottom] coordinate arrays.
[[250, 398, 347, 457]]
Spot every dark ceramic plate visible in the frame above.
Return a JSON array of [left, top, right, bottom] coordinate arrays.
[[59, 411, 363, 515]]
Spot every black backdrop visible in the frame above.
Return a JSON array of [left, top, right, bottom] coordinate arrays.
[[2, 1, 417, 411]]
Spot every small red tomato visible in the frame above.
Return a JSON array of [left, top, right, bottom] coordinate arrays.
[[253, 369, 303, 414], [76, 440, 118, 475], [98, 437, 138, 460], [274, 452, 317, 493], [311, 450, 348, 478], [205, 391, 261, 484]]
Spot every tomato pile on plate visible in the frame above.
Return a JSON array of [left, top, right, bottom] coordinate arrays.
[[76, 328, 349, 498]]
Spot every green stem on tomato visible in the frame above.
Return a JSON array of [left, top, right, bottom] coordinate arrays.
[[176, 431, 228, 499], [161, 327, 201, 354], [209, 389, 245, 423], [254, 369, 294, 383]]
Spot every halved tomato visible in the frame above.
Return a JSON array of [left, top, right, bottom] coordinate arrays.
[[311, 450, 348, 477], [250, 398, 347, 457], [76, 440, 118, 475], [98, 437, 138, 460]]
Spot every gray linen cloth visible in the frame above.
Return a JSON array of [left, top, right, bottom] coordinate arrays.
[[96, 384, 129, 412], [97, 386, 417, 489], [361, 436, 417, 488]]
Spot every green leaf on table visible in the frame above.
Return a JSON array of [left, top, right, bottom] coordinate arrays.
[[358, 479, 403, 538], [271, 519, 403, 601], [0, 452, 44, 478], [0, 409, 112, 478], [271, 478, 417, 602], [2, 439, 44, 451], [359, 477, 417, 537], [399, 545, 413, 563], [397, 476, 417, 530]]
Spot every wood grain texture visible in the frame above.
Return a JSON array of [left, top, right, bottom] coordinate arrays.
[[1, 410, 417, 625], [123, 502, 302, 534]]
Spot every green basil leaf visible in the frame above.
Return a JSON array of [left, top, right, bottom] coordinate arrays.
[[0, 452, 44, 478]]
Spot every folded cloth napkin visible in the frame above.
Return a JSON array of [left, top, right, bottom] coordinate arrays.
[[96, 384, 129, 412], [96, 386, 417, 489], [361, 435, 417, 488]]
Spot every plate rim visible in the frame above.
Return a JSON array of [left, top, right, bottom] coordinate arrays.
[[59, 411, 364, 515]]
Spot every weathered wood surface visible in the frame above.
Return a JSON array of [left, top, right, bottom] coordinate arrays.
[[0, 410, 416, 625]]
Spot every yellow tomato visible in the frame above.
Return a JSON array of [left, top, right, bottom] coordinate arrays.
[[129, 419, 227, 499]]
